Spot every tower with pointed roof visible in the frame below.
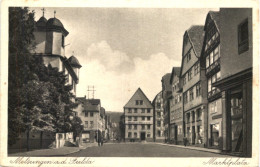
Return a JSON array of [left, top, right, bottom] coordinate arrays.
[[123, 88, 154, 142], [33, 10, 81, 95]]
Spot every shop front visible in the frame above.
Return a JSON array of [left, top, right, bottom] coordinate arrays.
[[213, 68, 252, 157]]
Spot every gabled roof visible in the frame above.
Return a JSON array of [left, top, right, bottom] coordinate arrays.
[[162, 73, 172, 91], [87, 99, 101, 105], [76, 98, 101, 112], [124, 88, 153, 108], [170, 67, 181, 84], [152, 91, 162, 104], [180, 25, 204, 76], [206, 11, 220, 31], [186, 26, 204, 58]]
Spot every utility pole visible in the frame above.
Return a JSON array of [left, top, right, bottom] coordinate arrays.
[[87, 85, 96, 99]]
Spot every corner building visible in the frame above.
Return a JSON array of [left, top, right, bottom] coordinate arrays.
[[214, 8, 252, 157], [180, 26, 208, 147], [124, 88, 154, 142]]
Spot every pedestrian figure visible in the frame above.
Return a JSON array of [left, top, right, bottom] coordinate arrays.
[[101, 136, 103, 146], [98, 136, 101, 147], [183, 137, 187, 147]]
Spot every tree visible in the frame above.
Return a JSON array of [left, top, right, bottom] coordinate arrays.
[[8, 7, 37, 146], [19, 80, 56, 150]]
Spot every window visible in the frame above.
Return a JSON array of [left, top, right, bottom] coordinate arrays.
[[147, 133, 151, 138], [157, 121, 161, 127], [206, 56, 210, 68], [189, 88, 194, 101], [142, 116, 145, 121], [178, 126, 182, 135], [147, 125, 151, 130], [157, 130, 161, 137], [183, 74, 187, 85], [128, 116, 132, 121], [134, 125, 137, 130], [208, 79, 212, 93], [62, 35, 65, 47], [90, 112, 94, 117], [188, 69, 192, 81], [128, 108, 132, 113], [183, 92, 188, 104], [147, 116, 151, 121], [216, 71, 221, 81], [141, 109, 145, 113], [206, 45, 220, 68], [157, 112, 161, 117], [134, 108, 137, 113], [128, 125, 132, 129], [186, 113, 190, 123], [238, 19, 249, 54], [197, 109, 202, 121], [192, 111, 195, 122], [136, 100, 143, 105], [194, 62, 200, 75], [85, 112, 88, 117], [196, 82, 201, 97], [147, 109, 150, 113], [214, 46, 220, 61], [208, 72, 221, 94], [186, 52, 191, 62], [90, 121, 93, 128], [157, 102, 161, 109], [134, 116, 137, 121], [85, 121, 88, 128], [128, 132, 132, 138], [141, 125, 145, 130], [134, 132, 137, 138]]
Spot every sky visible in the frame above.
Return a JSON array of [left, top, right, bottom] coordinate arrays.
[[31, 7, 218, 112]]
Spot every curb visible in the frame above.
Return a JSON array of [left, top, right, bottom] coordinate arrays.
[[151, 142, 222, 154]]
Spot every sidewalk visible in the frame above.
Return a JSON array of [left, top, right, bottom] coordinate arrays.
[[9, 143, 98, 157], [152, 142, 222, 154]]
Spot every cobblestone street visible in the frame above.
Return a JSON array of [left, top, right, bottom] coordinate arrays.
[[66, 143, 230, 157]]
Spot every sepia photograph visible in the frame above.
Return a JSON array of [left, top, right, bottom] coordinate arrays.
[[0, 0, 259, 166]]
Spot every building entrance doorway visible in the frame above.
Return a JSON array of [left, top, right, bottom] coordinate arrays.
[[140, 132, 146, 141], [230, 89, 243, 153], [174, 126, 178, 143], [192, 126, 196, 144]]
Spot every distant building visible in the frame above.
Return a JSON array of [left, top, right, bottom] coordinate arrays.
[[161, 73, 172, 142], [213, 8, 252, 157], [169, 67, 184, 145], [75, 97, 104, 143], [152, 91, 165, 142], [123, 88, 154, 142], [180, 26, 208, 147]]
